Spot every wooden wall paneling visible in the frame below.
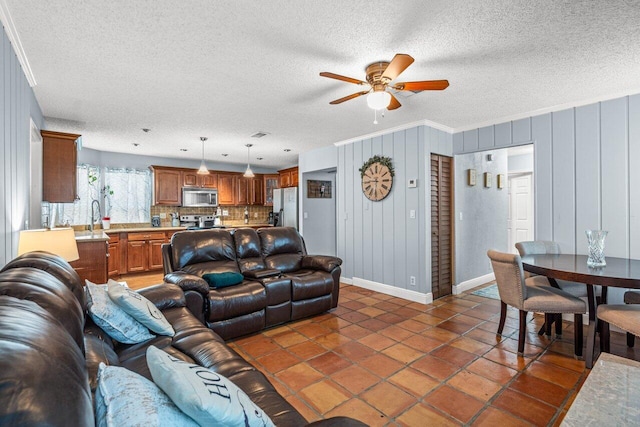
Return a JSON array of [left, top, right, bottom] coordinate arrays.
[[575, 104, 601, 254], [344, 144, 355, 279], [629, 94, 640, 260], [495, 122, 512, 147], [371, 136, 384, 284], [382, 133, 395, 287], [532, 113, 554, 241], [478, 126, 495, 150], [442, 131, 454, 157], [336, 146, 346, 277], [393, 130, 407, 289], [1, 32, 6, 265], [352, 142, 363, 279], [463, 129, 479, 152], [512, 118, 532, 144], [551, 109, 576, 253], [453, 132, 464, 153], [405, 127, 420, 291], [417, 126, 428, 294], [361, 138, 373, 281], [600, 97, 629, 258]]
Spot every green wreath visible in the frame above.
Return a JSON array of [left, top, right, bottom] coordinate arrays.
[[359, 155, 395, 179]]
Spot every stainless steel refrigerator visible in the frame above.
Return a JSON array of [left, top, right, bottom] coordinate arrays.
[[273, 187, 298, 229]]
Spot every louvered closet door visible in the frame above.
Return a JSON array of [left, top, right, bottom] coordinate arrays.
[[431, 154, 453, 299]]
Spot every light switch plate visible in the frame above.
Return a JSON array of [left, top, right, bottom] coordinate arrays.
[[408, 179, 417, 188], [409, 209, 416, 219]]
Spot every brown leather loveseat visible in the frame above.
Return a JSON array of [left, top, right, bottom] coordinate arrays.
[[163, 226, 342, 340], [0, 251, 364, 426]]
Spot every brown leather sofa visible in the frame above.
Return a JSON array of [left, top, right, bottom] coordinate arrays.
[[0, 251, 365, 426], [163, 227, 342, 340]]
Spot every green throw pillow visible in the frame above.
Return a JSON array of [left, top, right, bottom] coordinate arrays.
[[202, 272, 244, 288]]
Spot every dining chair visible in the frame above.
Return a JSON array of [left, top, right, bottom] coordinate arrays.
[[623, 291, 640, 347], [597, 302, 640, 354], [488, 249, 586, 356]]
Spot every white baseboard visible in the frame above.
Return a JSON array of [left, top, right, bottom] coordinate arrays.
[[453, 273, 495, 295], [350, 277, 433, 304], [340, 277, 353, 285]]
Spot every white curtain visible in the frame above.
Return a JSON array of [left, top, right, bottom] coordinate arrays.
[[104, 167, 151, 224], [50, 164, 100, 226]]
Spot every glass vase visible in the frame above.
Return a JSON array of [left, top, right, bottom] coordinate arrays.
[[586, 230, 608, 267]]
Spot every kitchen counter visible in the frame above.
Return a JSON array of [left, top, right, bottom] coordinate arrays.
[[74, 231, 110, 242], [103, 226, 186, 234]]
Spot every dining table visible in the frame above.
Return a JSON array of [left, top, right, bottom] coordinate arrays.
[[520, 253, 640, 368]]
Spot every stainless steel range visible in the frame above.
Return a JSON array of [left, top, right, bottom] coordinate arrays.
[[180, 214, 217, 229]]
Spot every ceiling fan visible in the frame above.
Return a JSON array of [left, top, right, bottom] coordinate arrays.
[[320, 53, 449, 111]]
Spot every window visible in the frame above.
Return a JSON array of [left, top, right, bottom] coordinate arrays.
[[49, 164, 100, 226], [104, 167, 151, 224]]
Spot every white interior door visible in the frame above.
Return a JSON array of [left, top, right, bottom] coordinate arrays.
[[508, 173, 533, 252]]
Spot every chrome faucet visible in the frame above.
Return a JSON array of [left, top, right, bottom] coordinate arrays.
[[90, 200, 100, 232]]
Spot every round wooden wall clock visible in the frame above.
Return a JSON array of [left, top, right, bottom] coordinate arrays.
[[360, 156, 394, 201]]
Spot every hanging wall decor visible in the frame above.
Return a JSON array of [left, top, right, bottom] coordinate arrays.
[[307, 180, 332, 198]]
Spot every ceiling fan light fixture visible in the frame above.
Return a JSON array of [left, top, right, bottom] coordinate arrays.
[[243, 144, 255, 178], [197, 137, 209, 175], [367, 91, 391, 110]]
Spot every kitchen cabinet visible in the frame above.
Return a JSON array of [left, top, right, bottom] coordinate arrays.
[[151, 166, 182, 206], [278, 167, 298, 188], [107, 234, 121, 278], [263, 174, 279, 206], [235, 175, 263, 206], [217, 173, 236, 205], [126, 231, 166, 273], [42, 130, 80, 202], [182, 170, 218, 188], [70, 240, 108, 283]]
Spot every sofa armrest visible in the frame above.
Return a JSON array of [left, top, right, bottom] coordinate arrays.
[[164, 272, 209, 295], [301, 255, 343, 272], [138, 283, 187, 310], [243, 269, 281, 279], [306, 417, 368, 427]]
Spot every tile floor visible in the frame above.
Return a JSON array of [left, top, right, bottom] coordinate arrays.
[[226, 283, 639, 426]]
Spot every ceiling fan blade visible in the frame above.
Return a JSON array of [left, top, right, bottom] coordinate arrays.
[[393, 80, 450, 91], [320, 72, 367, 85], [387, 93, 401, 110], [381, 54, 414, 81], [329, 91, 370, 105]]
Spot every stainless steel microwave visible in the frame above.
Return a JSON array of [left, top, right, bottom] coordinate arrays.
[[182, 188, 218, 207]]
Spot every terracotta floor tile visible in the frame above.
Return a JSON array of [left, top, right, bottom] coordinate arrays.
[[438, 319, 478, 335], [275, 363, 324, 391], [406, 301, 428, 311], [396, 403, 461, 427], [271, 330, 308, 348], [319, 317, 352, 331], [339, 323, 373, 340], [295, 322, 333, 339], [331, 364, 381, 394], [389, 297, 412, 306], [427, 306, 459, 320], [466, 357, 518, 385], [285, 394, 321, 422], [358, 306, 387, 318], [342, 300, 367, 311], [388, 367, 440, 396], [314, 332, 352, 349], [308, 351, 352, 375], [357, 318, 390, 331], [465, 327, 503, 346], [239, 336, 280, 358], [382, 342, 424, 364], [538, 350, 586, 373], [373, 300, 402, 312], [509, 372, 569, 407], [410, 354, 460, 381], [359, 296, 379, 306], [357, 332, 396, 351], [525, 360, 582, 389], [422, 326, 461, 343], [464, 306, 501, 321], [287, 341, 327, 360], [395, 306, 422, 318], [334, 341, 377, 361], [379, 324, 416, 341], [340, 310, 371, 323], [360, 353, 405, 378], [496, 336, 546, 357], [256, 349, 300, 373], [397, 318, 430, 333], [484, 348, 533, 371], [446, 370, 502, 402], [471, 407, 531, 427], [431, 345, 477, 367], [424, 385, 485, 423], [450, 336, 493, 355], [403, 334, 444, 353], [361, 381, 415, 417], [375, 312, 406, 324], [493, 389, 557, 426], [413, 312, 447, 326], [299, 379, 351, 414], [325, 398, 389, 427]]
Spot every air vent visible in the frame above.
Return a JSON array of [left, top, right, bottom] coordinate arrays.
[[250, 131, 269, 138]]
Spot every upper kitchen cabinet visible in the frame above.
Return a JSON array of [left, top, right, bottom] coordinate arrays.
[[42, 130, 80, 202], [150, 166, 181, 206], [236, 175, 263, 206], [263, 174, 279, 206], [278, 166, 298, 188], [182, 170, 218, 188], [217, 173, 236, 205]]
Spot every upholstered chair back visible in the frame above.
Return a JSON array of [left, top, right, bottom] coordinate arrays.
[[258, 227, 306, 273], [169, 229, 239, 276], [515, 240, 561, 256], [487, 249, 527, 309], [233, 228, 267, 273]]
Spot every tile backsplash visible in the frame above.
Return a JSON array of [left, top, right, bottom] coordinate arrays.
[[150, 205, 273, 227]]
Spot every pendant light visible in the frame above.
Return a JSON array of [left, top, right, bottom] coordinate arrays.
[[243, 144, 255, 178], [197, 137, 209, 175]]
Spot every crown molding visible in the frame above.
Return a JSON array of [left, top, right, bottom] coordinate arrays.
[[333, 118, 455, 147], [0, 0, 36, 87]]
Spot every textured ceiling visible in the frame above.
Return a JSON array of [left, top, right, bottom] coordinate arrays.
[[5, 0, 640, 169]]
